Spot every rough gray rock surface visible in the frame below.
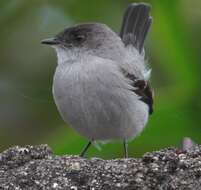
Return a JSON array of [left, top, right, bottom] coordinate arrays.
[[0, 145, 201, 190]]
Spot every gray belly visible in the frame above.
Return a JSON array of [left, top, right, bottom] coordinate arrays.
[[52, 64, 148, 140]]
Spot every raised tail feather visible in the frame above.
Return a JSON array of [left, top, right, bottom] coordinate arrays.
[[120, 3, 152, 53]]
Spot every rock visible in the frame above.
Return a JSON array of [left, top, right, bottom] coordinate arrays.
[[0, 144, 201, 189]]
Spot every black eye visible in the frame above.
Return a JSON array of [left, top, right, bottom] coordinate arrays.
[[70, 33, 86, 43], [75, 35, 85, 42]]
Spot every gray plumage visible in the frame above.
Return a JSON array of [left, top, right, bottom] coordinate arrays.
[[41, 3, 153, 157], [120, 3, 152, 53]]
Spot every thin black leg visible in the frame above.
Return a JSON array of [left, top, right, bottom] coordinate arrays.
[[123, 139, 128, 158], [79, 141, 92, 157]]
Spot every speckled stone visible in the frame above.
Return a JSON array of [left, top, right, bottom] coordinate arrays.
[[1, 144, 201, 189]]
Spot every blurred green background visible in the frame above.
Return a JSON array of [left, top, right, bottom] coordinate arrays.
[[0, 0, 201, 159]]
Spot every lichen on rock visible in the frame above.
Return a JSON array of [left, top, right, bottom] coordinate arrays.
[[0, 144, 201, 189]]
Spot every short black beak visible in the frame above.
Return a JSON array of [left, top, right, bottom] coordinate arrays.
[[41, 38, 60, 45]]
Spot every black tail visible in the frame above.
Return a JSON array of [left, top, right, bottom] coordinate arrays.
[[120, 3, 152, 53]]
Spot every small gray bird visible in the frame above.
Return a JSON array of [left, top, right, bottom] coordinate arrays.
[[41, 3, 153, 158]]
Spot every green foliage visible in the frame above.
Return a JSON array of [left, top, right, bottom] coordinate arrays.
[[0, 0, 201, 158]]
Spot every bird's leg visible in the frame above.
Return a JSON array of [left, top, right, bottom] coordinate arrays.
[[79, 141, 92, 157], [123, 139, 128, 158]]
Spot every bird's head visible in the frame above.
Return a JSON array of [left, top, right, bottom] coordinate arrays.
[[41, 23, 125, 64]]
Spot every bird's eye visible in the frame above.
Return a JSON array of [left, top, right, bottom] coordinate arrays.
[[74, 34, 85, 42]]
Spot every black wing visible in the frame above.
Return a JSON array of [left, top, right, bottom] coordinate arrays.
[[124, 72, 153, 115], [120, 3, 152, 54]]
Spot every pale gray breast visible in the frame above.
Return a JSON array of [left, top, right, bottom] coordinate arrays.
[[52, 56, 148, 140]]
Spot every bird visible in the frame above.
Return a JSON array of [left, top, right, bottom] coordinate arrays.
[[41, 3, 153, 158]]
